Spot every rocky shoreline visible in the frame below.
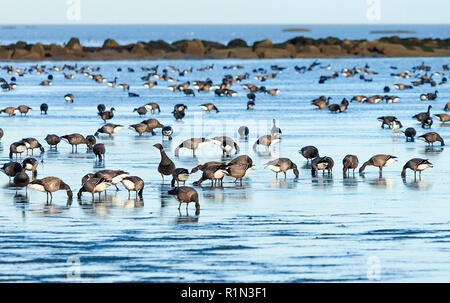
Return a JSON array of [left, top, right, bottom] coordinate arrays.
[[1, 36, 449, 61]]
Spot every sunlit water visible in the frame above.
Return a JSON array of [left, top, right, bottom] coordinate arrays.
[[0, 57, 449, 282]]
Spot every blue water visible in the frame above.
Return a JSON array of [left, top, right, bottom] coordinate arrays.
[[0, 57, 449, 282], [1, 24, 449, 46]]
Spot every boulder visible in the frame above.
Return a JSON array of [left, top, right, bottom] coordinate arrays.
[[65, 37, 82, 50], [102, 39, 120, 48], [130, 43, 151, 57], [172, 39, 205, 54], [206, 48, 231, 59], [253, 39, 273, 50], [227, 39, 248, 48], [49, 44, 69, 57], [228, 47, 258, 59], [30, 43, 45, 58], [257, 48, 291, 58], [319, 44, 344, 56], [148, 40, 177, 52], [201, 40, 226, 50], [11, 49, 30, 59], [0, 47, 12, 60]]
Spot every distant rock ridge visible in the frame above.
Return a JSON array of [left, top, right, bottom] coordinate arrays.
[[0, 36, 449, 60]]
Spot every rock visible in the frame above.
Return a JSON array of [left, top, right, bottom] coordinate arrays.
[[227, 39, 248, 48], [148, 40, 177, 52], [49, 44, 69, 57], [301, 45, 321, 55], [253, 39, 273, 50], [130, 43, 151, 57], [30, 43, 45, 58], [172, 39, 205, 54], [206, 48, 231, 59], [65, 37, 82, 50], [13, 41, 28, 49], [228, 47, 258, 59], [11, 49, 30, 59], [102, 39, 119, 48], [0, 47, 12, 60], [319, 44, 344, 56], [164, 51, 187, 59], [202, 40, 226, 50], [257, 48, 291, 58]]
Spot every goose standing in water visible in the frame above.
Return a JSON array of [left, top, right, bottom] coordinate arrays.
[[404, 127, 416, 142], [264, 158, 299, 179], [359, 154, 398, 177], [18, 105, 32, 116], [22, 157, 38, 178], [85, 135, 96, 150], [190, 161, 223, 174], [434, 113, 450, 123], [342, 155, 359, 177], [192, 164, 229, 187], [161, 126, 173, 140], [210, 136, 240, 157], [92, 170, 130, 191], [175, 138, 209, 157], [199, 103, 219, 113], [28, 177, 73, 203], [64, 94, 74, 102], [93, 144, 105, 161], [401, 158, 433, 179], [253, 135, 280, 151], [21, 138, 45, 155], [13, 166, 30, 197], [9, 141, 28, 159], [228, 155, 253, 167], [418, 132, 445, 146], [271, 119, 282, 138], [129, 123, 150, 136], [154, 143, 175, 180], [311, 156, 334, 177], [40, 103, 48, 114], [168, 186, 200, 213], [226, 163, 254, 185], [421, 115, 433, 129], [444, 103, 450, 111], [97, 104, 106, 114], [94, 123, 123, 136], [311, 96, 331, 109], [141, 118, 164, 135], [1, 107, 19, 116], [171, 168, 190, 187], [133, 106, 147, 116], [299, 146, 319, 162], [1, 161, 22, 182], [121, 176, 144, 199], [238, 126, 249, 139], [247, 101, 255, 110], [77, 177, 111, 201], [413, 105, 432, 122], [61, 133, 86, 152], [144, 103, 161, 114], [378, 116, 402, 128], [99, 107, 115, 123]]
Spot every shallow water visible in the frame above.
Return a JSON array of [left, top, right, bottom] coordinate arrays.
[[0, 57, 449, 282]]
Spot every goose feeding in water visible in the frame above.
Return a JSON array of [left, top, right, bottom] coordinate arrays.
[[401, 158, 433, 179], [418, 132, 445, 146], [13, 166, 30, 197], [299, 146, 319, 162], [40, 103, 48, 114], [171, 168, 190, 187], [144, 103, 161, 113], [28, 177, 73, 203], [44, 134, 61, 149], [9, 141, 28, 159], [129, 123, 150, 136], [264, 158, 299, 179], [93, 144, 105, 161], [64, 94, 74, 102], [253, 135, 280, 151], [60, 133, 87, 152], [226, 163, 254, 185], [161, 126, 173, 140], [18, 105, 32, 116], [342, 155, 359, 177], [94, 123, 123, 136], [77, 177, 111, 200], [434, 113, 450, 123], [192, 164, 229, 187], [121, 176, 144, 199], [1, 161, 22, 182], [404, 127, 416, 142], [359, 154, 398, 177], [168, 186, 200, 213], [378, 116, 402, 129], [92, 170, 130, 191], [199, 103, 219, 113], [210, 136, 240, 157], [141, 118, 164, 135], [311, 156, 334, 177], [21, 138, 45, 155], [22, 157, 38, 178], [238, 126, 249, 139], [174, 138, 209, 157], [133, 106, 147, 116]]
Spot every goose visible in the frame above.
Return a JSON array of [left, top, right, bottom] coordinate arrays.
[[247, 93, 256, 101], [92, 170, 130, 191], [359, 154, 398, 177], [173, 109, 185, 120], [28, 177, 73, 203], [13, 166, 30, 197], [141, 118, 164, 135], [21, 138, 45, 155], [226, 163, 254, 185], [210, 136, 240, 156], [253, 135, 280, 151], [190, 161, 223, 174], [328, 103, 341, 112], [1, 107, 19, 116], [9, 141, 28, 159], [420, 91, 438, 101], [99, 107, 115, 123], [247, 101, 256, 110], [171, 168, 190, 187], [183, 88, 195, 96], [384, 95, 400, 103], [401, 158, 433, 179], [85, 135, 96, 151], [418, 132, 445, 146], [383, 86, 390, 92], [60, 133, 87, 152], [77, 177, 111, 200], [133, 106, 147, 116], [128, 92, 139, 97], [266, 88, 280, 96], [107, 77, 117, 87], [144, 103, 161, 113], [22, 157, 38, 178], [199, 103, 219, 113], [40, 103, 48, 114], [143, 81, 157, 89], [121, 176, 144, 199], [174, 138, 209, 157], [421, 115, 433, 129], [192, 164, 229, 187], [44, 134, 61, 149], [228, 155, 253, 167], [118, 83, 129, 90], [312, 96, 331, 108], [168, 186, 200, 213], [173, 104, 188, 112], [404, 127, 416, 142], [311, 156, 334, 177], [238, 126, 249, 139], [394, 83, 412, 90], [433, 113, 450, 123], [264, 158, 299, 179], [97, 104, 106, 114], [93, 144, 105, 161], [413, 105, 432, 122], [444, 103, 450, 111], [342, 155, 359, 177], [64, 94, 74, 102], [161, 126, 173, 140], [94, 123, 123, 136], [366, 95, 383, 103], [154, 143, 175, 180], [17, 105, 32, 116], [129, 123, 150, 136], [1, 162, 22, 181], [350, 95, 367, 103], [39, 80, 52, 86], [299, 146, 319, 162], [0, 128, 3, 140], [271, 119, 282, 138], [378, 116, 402, 128]]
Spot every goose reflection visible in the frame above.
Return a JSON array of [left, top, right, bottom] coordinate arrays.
[[423, 147, 444, 154], [302, 162, 312, 170], [176, 210, 200, 223], [270, 179, 298, 189], [311, 176, 333, 187], [362, 175, 395, 189], [201, 186, 225, 202], [93, 160, 106, 169], [24, 199, 72, 215], [343, 176, 358, 188], [159, 183, 173, 208], [13, 193, 29, 205], [401, 177, 431, 190]]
